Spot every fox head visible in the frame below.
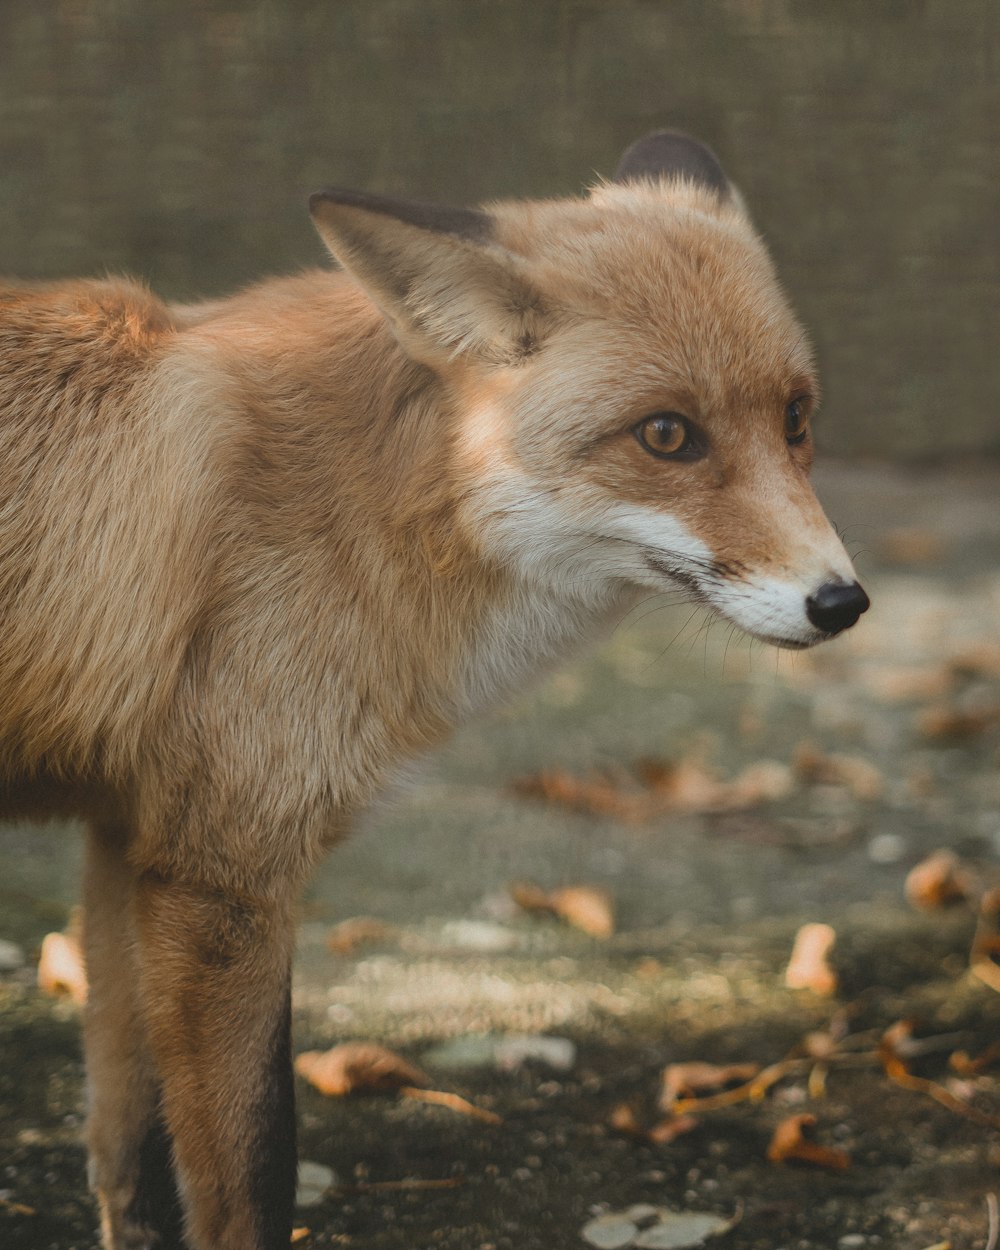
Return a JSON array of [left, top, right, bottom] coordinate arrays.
[[310, 132, 868, 650]]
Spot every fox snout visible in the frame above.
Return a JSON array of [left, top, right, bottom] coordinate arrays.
[[805, 578, 870, 636]]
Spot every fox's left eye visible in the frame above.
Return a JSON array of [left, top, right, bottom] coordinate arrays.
[[634, 412, 697, 459], [785, 398, 810, 445]]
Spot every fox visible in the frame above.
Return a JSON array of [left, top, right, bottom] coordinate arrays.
[[0, 131, 868, 1250]]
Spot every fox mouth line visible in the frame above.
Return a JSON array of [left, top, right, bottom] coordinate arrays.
[[643, 553, 823, 651]]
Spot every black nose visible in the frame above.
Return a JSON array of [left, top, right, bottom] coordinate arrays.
[[805, 580, 870, 635]]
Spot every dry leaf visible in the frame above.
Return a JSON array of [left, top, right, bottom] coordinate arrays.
[[793, 742, 884, 801], [801, 1031, 840, 1062], [400, 1086, 502, 1125], [608, 1101, 647, 1138], [879, 1021, 1000, 1127], [37, 930, 88, 1006], [608, 1102, 698, 1146], [807, 1062, 829, 1100], [645, 1114, 700, 1145], [548, 885, 615, 938], [971, 887, 1000, 993], [660, 1061, 760, 1110], [766, 1113, 851, 1169], [863, 664, 955, 703], [784, 923, 838, 996], [949, 640, 1000, 679], [510, 881, 615, 938], [949, 1044, 1000, 1076], [513, 749, 793, 824], [918, 704, 1000, 741], [643, 755, 792, 811], [290, 1229, 310, 1244], [295, 1043, 428, 1096], [326, 917, 396, 955], [904, 850, 974, 911], [509, 881, 553, 914], [511, 769, 645, 822]]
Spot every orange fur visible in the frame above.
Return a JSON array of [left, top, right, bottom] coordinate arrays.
[[1, 134, 866, 1249]]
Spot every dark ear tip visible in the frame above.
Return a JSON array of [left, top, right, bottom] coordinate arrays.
[[613, 130, 729, 197], [308, 187, 494, 243], [309, 188, 352, 216]]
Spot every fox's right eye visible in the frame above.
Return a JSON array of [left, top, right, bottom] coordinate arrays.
[[634, 412, 696, 459]]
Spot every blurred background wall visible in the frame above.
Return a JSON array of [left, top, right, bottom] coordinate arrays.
[[0, 0, 997, 458]]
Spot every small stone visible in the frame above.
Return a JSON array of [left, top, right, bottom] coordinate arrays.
[[0, 939, 26, 972], [867, 833, 906, 864], [439, 920, 517, 952], [581, 1213, 639, 1249], [838, 1237, 866, 1249], [633, 1211, 731, 1248], [494, 1034, 576, 1072], [422, 1034, 502, 1070], [625, 1204, 662, 1227], [295, 1161, 337, 1208]]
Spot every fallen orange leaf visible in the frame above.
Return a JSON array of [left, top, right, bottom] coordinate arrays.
[[904, 850, 974, 911], [793, 742, 884, 801], [326, 917, 396, 955], [949, 640, 1000, 679], [37, 929, 88, 1006], [784, 923, 838, 996], [400, 1086, 502, 1125], [971, 887, 1000, 993], [660, 1061, 760, 1110], [918, 704, 1000, 741], [949, 1044, 1000, 1076], [879, 1022, 1000, 1127], [645, 1114, 700, 1145], [510, 881, 615, 938], [295, 1044, 428, 1096], [513, 749, 793, 823], [766, 1113, 851, 1169], [547, 885, 615, 938], [608, 1102, 646, 1138]]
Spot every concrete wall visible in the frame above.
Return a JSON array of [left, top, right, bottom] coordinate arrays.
[[1, 0, 997, 458]]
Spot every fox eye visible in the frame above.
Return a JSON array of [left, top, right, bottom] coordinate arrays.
[[634, 412, 695, 459], [785, 398, 810, 444]]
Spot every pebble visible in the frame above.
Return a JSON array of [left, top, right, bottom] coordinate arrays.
[[423, 1032, 576, 1072], [633, 1212, 731, 1248], [439, 920, 518, 952], [0, 939, 25, 972], [581, 1213, 639, 1249], [494, 1034, 576, 1072], [867, 832, 906, 864], [295, 1161, 338, 1208], [582, 1209, 732, 1250], [838, 1237, 867, 1249], [422, 1034, 502, 1070]]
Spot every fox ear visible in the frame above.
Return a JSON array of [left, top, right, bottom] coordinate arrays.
[[613, 131, 731, 199], [310, 188, 548, 366]]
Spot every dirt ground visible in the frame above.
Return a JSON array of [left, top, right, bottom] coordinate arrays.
[[2, 461, 999, 1250]]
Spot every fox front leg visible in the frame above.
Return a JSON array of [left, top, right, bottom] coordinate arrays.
[[133, 873, 297, 1250], [83, 823, 186, 1249]]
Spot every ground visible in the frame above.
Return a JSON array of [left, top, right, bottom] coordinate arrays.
[[2, 462, 999, 1250]]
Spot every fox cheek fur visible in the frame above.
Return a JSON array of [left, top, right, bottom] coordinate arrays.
[[0, 131, 867, 1250]]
